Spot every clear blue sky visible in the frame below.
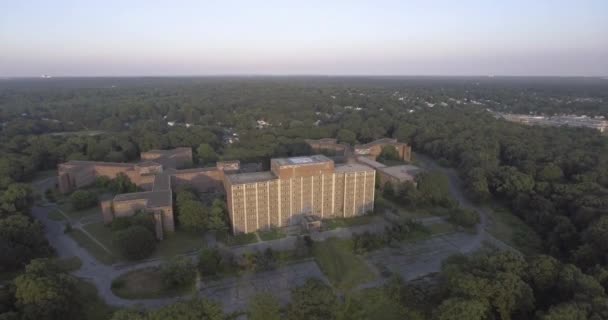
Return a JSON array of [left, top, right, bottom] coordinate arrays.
[[1, 0, 607, 76]]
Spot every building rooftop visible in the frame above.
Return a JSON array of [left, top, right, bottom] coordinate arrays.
[[272, 154, 332, 167], [355, 138, 400, 149], [335, 163, 375, 173], [226, 171, 276, 185], [378, 165, 422, 182], [113, 190, 172, 208], [355, 156, 387, 169]]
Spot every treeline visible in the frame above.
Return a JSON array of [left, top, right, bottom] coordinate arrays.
[[396, 107, 608, 273]]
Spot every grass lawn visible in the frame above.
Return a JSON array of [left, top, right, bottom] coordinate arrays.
[[111, 267, 196, 299], [54, 256, 83, 272], [48, 209, 66, 221], [152, 231, 205, 258], [61, 204, 102, 220], [84, 221, 205, 260], [258, 228, 287, 241], [68, 229, 117, 265], [218, 232, 258, 246], [312, 238, 376, 291], [486, 205, 542, 255], [324, 215, 376, 230], [74, 278, 115, 320]]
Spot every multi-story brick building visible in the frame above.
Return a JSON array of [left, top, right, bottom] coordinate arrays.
[[58, 148, 236, 239], [224, 155, 375, 234], [58, 138, 415, 238]]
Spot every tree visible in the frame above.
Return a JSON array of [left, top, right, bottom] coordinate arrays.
[[147, 299, 223, 320], [207, 199, 228, 232], [378, 145, 400, 161], [249, 292, 281, 320], [196, 143, 218, 165], [541, 303, 588, 320], [336, 129, 356, 145], [435, 298, 488, 320], [198, 248, 222, 276], [68, 190, 97, 210], [113, 226, 156, 260], [160, 256, 196, 289], [447, 207, 480, 228], [109, 310, 146, 320], [177, 200, 208, 231], [0, 184, 32, 213], [0, 214, 52, 272], [13, 259, 80, 320], [287, 279, 338, 320]]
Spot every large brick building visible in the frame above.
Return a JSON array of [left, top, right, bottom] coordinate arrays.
[[58, 148, 236, 239], [57, 138, 417, 238], [224, 155, 375, 234]]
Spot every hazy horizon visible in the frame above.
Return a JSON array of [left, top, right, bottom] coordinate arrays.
[[2, 0, 607, 77]]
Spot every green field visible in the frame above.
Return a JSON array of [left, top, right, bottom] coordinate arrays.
[[486, 205, 542, 255], [111, 267, 196, 299], [312, 238, 376, 291], [68, 229, 117, 265]]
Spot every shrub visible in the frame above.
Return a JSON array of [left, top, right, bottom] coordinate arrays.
[[160, 256, 196, 289], [69, 190, 97, 210], [448, 207, 480, 228]]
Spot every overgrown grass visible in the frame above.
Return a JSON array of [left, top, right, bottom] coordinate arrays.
[[218, 232, 258, 246], [324, 215, 376, 230], [426, 222, 457, 235], [375, 195, 436, 220], [74, 278, 115, 320], [111, 267, 196, 299], [48, 209, 66, 221], [312, 238, 376, 291], [258, 228, 286, 241], [68, 229, 116, 265], [486, 205, 542, 255], [54, 256, 83, 272]]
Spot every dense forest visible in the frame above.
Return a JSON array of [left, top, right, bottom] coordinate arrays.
[[1, 77, 607, 319]]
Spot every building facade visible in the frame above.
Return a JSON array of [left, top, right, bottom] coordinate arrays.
[[225, 155, 375, 234]]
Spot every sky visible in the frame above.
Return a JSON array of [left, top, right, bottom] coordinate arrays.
[[1, 0, 607, 77]]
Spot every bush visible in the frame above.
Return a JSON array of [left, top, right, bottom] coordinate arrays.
[[448, 207, 480, 228], [69, 190, 97, 210], [198, 248, 222, 276], [113, 226, 156, 260], [160, 256, 196, 289]]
